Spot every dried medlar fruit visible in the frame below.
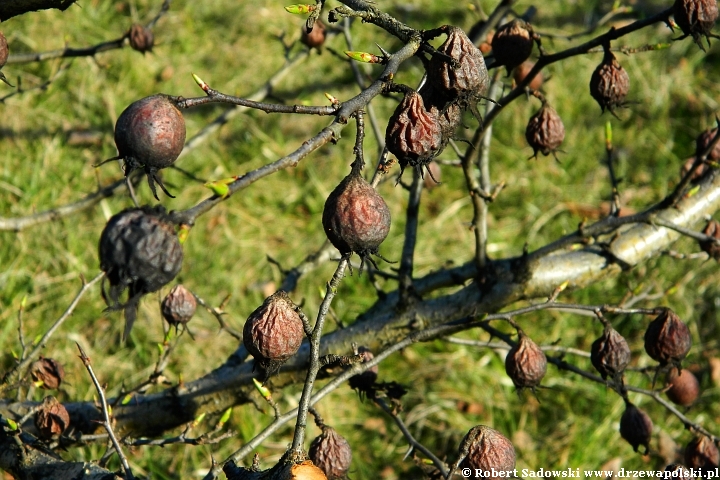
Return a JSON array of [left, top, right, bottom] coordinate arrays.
[[525, 101, 565, 159], [0, 31, 8, 69], [99, 205, 183, 340], [492, 19, 535, 74], [386, 89, 444, 177], [35, 396, 70, 439], [665, 367, 700, 406], [699, 219, 720, 260], [243, 291, 304, 379], [161, 284, 197, 328], [113, 94, 186, 199], [427, 25, 489, 104], [673, 0, 719, 49], [30, 356, 66, 390], [459, 425, 516, 478], [685, 436, 720, 472], [504, 331, 547, 390], [348, 346, 378, 393], [309, 426, 352, 479], [301, 20, 326, 49], [696, 128, 720, 161], [619, 401, 653, 453], [591, 324, 631, 381], [644, 309, 692, 366], [590, 48, 630, 116], [513, 61, 543, 91], [128, 24, 154, 53], [322, 167, 391, 270]]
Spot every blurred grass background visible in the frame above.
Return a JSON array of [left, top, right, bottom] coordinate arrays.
[[1, 0, 719, 478]]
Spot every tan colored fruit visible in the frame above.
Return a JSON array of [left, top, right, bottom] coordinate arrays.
[[459, 425, 516, 478], [525, 101, 565, 159], [644, 309, 692, 366], [301, 20, 326, 48], [30, 356, 65, 390], [161, 284, 197, 327], [513, 61, 543, 91], [666, 367, 700, 406], [34, 396, 70, 439], [309, 426, 352, 479]]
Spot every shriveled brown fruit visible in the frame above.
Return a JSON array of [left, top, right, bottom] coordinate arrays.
[[673, 0, 719, 49], [285, 461, 328, 480], [243, 291, 304, 379], [0, 31, 8, 69], [513, 61, 543, 91], [161, 284, 197, 328], [34, 396, 70, 439], [589, 49, 630, 116], [525, 101, 565, 159], [128, 24, 154, 53], [492, 19, 535, 74], [619, 402, 653, 453], [301, 20, 326, 49], [30, 356, 66, 390], [347, 346, 378, 393], [591, 325, 631, 381], [459, 425, 516, 478], [665, 367, 700, 406], [504, 331, 547, 390], [644, 309, 692, 366], [699, 219, 720, 260], [99, 205, 183, 341], [322, 167, 391, 270], [685, 436, 720, 472], [696, 128, 720, 161], [309, 426, 352, 479], [114, 94, 186, 199], [386, 89, 443, 177]]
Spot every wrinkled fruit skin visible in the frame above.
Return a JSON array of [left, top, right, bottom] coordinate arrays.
[[685, 436, 720, 472], [460, 425, 516, 478], [386, 90, 444, 175], [309, 427, 352, 479], [696, 128, 720, 161], [348, 346, 378, 393], [161, 284, 197, 327], [525, 102, 565, 158], [128, 24, 154, 53], [35, 396, 70, 439], [700, 219, 720, 260], [665, 367, 700, 406], [99, 205, 183, 340], [428, 25, 489, 102], [644, 309, 692, 366], [301, 20, 326, 48], [492, 19, 534, 74], [243, 290, 304, 379], [30, 356, 66, 390], [590, 50, 630, 115], [504, 332, 547, 390], [674, 0, 719, 48], [322, 169, 391, 262], [0, 31, 7, 69], [591, 325, 631, 381], [513, 61, 543, 91], [619, 402, 653, 453]]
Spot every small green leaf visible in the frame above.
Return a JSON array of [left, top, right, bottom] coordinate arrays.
[[156, 343, 165, 355], [6, 418, 18, 431], [178, 224, 191, 244], [284, 4, 315, 14], [686, 185, 701, 197], [217, 408, 232, 428], [344, 51, 380, 63], [121, 393, 133, 405], [192, 412, 206, 427], [605, 121, 613, 145], [252, 378, 272, 399], [20, 295, 27, 308]]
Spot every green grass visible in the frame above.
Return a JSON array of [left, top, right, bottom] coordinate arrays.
[[1, 0, 720, 478]]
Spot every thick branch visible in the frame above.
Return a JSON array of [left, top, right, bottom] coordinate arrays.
[[0, 0, 76, 21]]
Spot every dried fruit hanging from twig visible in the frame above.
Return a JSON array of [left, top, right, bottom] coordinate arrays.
[[589, 47, 630, 116], [504, 330, 547, 390], [665, 367, 700, 406], [128, 24, 154, 53], [619, 401, 653, 453], [161, 284, 197, 329], [492, 19, 535, 74], [309, 424, 352, 479], [458, 425, 516, 479], [34, 396, 70, 439], [699, 219, 720, 260], [525, 100, 565, 160], [685, 436, 720, 472], [644, 309, 692, 367], [673, 0, 719, 50], [591, 324, 631, 382], [301, 20, 326, 49], [30, 356, 66, 390]]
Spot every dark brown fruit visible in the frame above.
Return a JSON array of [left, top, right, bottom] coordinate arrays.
[[427, 26, 489, 102], [301, 20, 326, 49], [99, 205, 183, 340], [0, 31, 8, 69], [590, 49, 630, 115], [591, 325, 631, 381], [619, 402, 653, 453], [34, 396, 70, 439], [513, 61, 543, 91], [322, 168, 391, 268], [685, 436, 720, 472], [674, 0, 719, 49], [161, 284, 197, 327], [128, 24, 154, 53], [664, 464, 692, 480], [696, 128, 720, 161], [114, 94, 186, 199], [492, 19, 535, 74], [665, 367, 700, 406], [30, 356, 65, 390], [644, 309, 692, 366], [700, 219, 720, 260], [504, 331, 547, 390], [243, 291, 304, 379], [386, 89, 444, 177], [459, 425, 516, 478], [525, 102, 565, 159], [309, 426, 352, 479], [348, 346, 378, 393]]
